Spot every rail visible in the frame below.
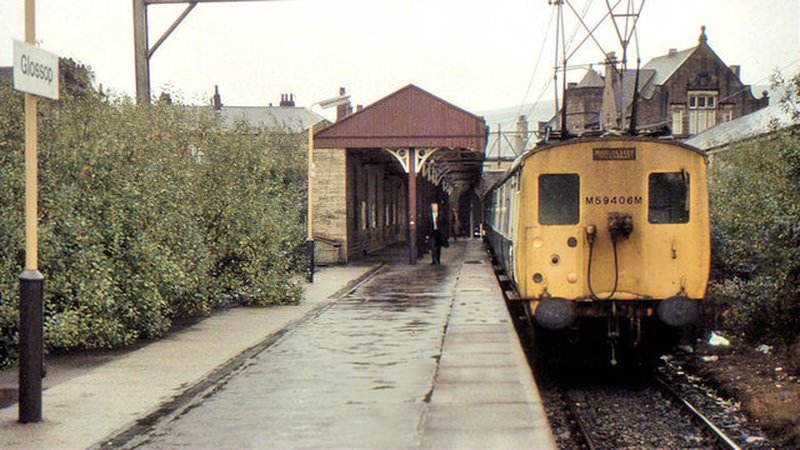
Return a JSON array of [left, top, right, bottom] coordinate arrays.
[[653, 374, 742, 450]]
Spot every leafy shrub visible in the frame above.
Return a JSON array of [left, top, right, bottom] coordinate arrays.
[[0, 62, 306, 368], [709, 109, 800, 345]]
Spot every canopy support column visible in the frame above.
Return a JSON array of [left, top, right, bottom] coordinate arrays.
[[407, 148, 417, 265]]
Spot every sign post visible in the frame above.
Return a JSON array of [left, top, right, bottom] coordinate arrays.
[[13, 0, 58, 424]]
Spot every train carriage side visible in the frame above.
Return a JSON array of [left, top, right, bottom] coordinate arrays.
[[512, 138, 710, 335], [485, 168, 522, 288]]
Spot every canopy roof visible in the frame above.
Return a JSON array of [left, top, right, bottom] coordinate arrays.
[[314, 84, 487, 152]]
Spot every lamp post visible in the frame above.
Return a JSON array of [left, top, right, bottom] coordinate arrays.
[[306, 93, 350, 282]]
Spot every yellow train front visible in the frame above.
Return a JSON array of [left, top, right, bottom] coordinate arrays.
[[485, 137, 710, 364]]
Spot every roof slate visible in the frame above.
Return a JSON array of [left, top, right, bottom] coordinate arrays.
[[642, 46, 696, 86], [578, 70, 605, 88], [219, 106, 325, 133], [685, 94, 799, 151]]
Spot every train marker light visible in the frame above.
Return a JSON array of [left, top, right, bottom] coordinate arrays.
[[567, 272, 578, 283]]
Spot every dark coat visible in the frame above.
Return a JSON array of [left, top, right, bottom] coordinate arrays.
[[426, 206, 449, 245]]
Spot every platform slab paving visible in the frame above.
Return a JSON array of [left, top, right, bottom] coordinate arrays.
[[0, 264, 378, 449], [420, 244, 557, 449]]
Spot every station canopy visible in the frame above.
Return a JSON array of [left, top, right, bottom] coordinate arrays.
[[314, 84, 488, 191]]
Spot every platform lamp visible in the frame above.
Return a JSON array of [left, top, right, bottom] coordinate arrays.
[[306, 93, 350, 282]]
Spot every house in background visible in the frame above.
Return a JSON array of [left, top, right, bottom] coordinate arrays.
[[550, 26, 769, 137], [210, 86, 328, 134], [686, 83, 799, 154]]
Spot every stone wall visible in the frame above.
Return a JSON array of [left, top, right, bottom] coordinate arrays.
[[313, 147, 348, 263]]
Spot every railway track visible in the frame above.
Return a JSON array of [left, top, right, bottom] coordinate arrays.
[[652, 373, 741, 450], [554, 371, 770, 450], [491, 246, 771, 449]]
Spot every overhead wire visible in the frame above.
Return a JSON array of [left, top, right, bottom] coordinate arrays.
[[514, 5, 556, 123], [517, 0, 594, 141]]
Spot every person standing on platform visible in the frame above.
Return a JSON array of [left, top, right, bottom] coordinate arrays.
[[428, 202, 448, 265]]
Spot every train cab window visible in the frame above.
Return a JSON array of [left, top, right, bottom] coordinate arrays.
[[539, 174, 580, 225], [649, 172, 690, 223]]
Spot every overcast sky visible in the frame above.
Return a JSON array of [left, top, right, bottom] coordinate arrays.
[[1, 0, 799, 120]]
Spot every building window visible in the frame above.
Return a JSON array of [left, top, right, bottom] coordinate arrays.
[[671, 107, 684, 135], [360, 201, 367, 230], [721, 105, 734, 123], [688, 91, 717, 134]]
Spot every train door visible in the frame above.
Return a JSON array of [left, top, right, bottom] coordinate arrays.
[[645, 170, 691, 295], [527, 173, 585, 300]]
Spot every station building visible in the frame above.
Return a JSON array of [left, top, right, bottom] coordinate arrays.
[[311, 85, 487, 264], [549, 26, 769, 137]]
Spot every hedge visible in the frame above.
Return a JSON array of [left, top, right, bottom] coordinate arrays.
[[0, 61, 307, 368], [707, 75, 800, 345]]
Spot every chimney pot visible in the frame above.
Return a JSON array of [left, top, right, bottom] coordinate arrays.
[[668, 48, 677, 56]]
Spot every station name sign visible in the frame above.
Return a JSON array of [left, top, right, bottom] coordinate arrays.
[[593, 147, 636, 161], [13, 40, 59, 100]]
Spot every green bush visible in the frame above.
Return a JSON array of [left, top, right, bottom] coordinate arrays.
[[0, 62, 306, 368], [709, 109, 800, 345]]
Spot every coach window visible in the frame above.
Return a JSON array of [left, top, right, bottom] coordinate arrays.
[[539, 174, 580, 225], [649, 172, 690, 223]]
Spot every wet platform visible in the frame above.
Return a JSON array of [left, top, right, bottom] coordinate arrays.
[[0, 239, 555, 449], [419, 240, 555, 448]]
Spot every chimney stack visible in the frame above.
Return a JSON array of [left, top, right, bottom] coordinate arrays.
[[337, 87, 353, 121], [730, 65, 741, 79], [668, 48, 677, 57], [601, 52, 620, 130], [279, 93, 296, 107], [515, 115, 529, 154], [212, 85, 222, 111], [567, 82, 577, 90]]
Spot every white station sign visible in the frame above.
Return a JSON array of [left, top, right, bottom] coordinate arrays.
[[13, 39, 59, 100]]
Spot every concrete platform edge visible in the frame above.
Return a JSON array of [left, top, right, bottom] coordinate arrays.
[[95, 262, 386, 449]]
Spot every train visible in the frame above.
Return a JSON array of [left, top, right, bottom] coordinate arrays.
[[484, 136, 710, 365]]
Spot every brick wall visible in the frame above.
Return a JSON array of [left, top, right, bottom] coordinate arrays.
[[559, 39, 768, 136], [639, 44, 768, 135]]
